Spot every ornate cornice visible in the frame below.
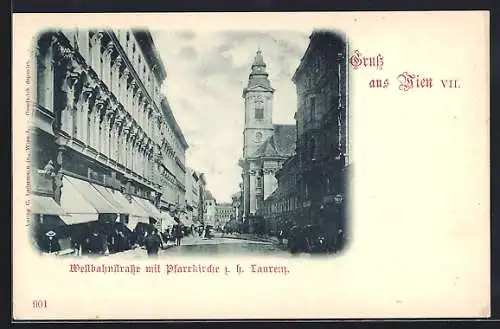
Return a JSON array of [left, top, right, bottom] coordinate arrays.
[[103, 41, 115, 58], [47, 31, 166, 167]]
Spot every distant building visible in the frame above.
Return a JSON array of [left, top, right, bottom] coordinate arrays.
[[231, 189, 243, 222], [203, 189, 217, 228], [198, 173, 207, 224], [261, 155, 299, 235], [158, 96, 189, 220], [215, 203, 233, 229], [184, 167, 200, 226], [238, 49, 296, 233]]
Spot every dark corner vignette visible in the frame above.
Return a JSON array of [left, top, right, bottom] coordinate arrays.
[[28, 27, 350, 260]]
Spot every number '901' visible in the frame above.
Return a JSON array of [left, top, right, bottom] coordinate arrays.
[[32, 300, 47, 309]]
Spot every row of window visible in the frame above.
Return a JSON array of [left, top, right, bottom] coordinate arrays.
[[263, 173, 340, 216], [36, 33, 187, 188], [116, 29, 161, 103], [68, 30, 162, 141], [264, 195, 300, 215], [72, 29, 187, 162], [58, 103, 158, 183]]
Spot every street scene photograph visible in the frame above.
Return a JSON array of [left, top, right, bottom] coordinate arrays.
[[29, 27, 350, 259]]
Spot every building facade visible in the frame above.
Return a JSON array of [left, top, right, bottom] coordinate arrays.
[[231, 189, 243, 223], [215, 203, 233, 230], [261, 155, 300, 235], [198, 173, 207, 224], [238, 50, 296, 233], [203, 189, 217, 228], [30, 29, 184, 254], [185, 167, 200, 226], [158, 96, 189, 220], [292, 30, 349, 236], [261, 30, 349, 248]]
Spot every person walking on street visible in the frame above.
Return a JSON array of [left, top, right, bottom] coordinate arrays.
[[145, 229, 163, 257], [175, 224, 183, 246], [278, 229, 284, 245]]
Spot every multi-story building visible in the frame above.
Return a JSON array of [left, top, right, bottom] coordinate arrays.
[[261, 30, 349, 247], [238, 49, 296, 234], [231, 189, 242, 223], [261, 154, 299, 235], [215, 203, 233, 230], [158, 96, 189, 220], [30, 29, 183, 254], [184, 167, 200, 227], [292, 30, 349, 236], [203, 189, 217, 228]]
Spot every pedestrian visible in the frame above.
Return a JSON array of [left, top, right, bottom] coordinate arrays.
[[175, 224, 182, 246], [145, 228, 163, 257], [278, 229, 284, 245]]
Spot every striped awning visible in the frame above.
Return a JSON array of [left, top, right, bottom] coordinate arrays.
[[59, 214, 99, 225], [107, 190, 149, 217], [63, 176, 119, 213], [31, 195, 68, 216], [91, 184, 129, 214], [133, 197, 162, 219], [127, 216, 150, 231]]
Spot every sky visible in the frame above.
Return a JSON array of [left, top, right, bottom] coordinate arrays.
[[152, 30, 311, 203]]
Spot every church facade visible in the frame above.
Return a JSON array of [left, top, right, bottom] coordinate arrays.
[[238, 50, 296, 233]]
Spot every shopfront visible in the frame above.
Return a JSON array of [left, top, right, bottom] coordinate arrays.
[[31, 194, 71, 254]]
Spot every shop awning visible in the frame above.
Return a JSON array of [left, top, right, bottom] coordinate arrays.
[[31, 195, 68, 215], [127, 216, 150, 231], [130, 196, 159, 219], [179, 214, 194, 227], [63, 176, 119, 213], [91, 184, 129, 214], [161, 211, 177, 226], [60, 176, 98, 215], [134, 197, 167, 220], [126, 196, 151, 218], [59, 214, 99, 225], [101, 188, 148, 217]]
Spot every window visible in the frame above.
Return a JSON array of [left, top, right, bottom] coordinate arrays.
[[309, 97, 316, 122], [36, 48, 53, 110], [255, 99, 264, 119], [257, 176, 262, 189]]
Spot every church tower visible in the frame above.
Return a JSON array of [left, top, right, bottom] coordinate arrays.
[[242, 49, 275, 159]]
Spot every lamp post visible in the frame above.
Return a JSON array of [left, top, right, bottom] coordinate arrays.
[[45, 230, 56, 254]]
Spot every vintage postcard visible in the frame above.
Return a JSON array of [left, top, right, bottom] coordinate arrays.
[[12, 11, 489, 320]]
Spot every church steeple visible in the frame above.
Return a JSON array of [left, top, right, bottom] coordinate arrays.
[[244, 49, 273, 95], [251, 49, 267, 74]]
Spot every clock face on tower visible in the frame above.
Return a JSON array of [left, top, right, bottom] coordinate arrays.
[[255, 132, 263, 142]]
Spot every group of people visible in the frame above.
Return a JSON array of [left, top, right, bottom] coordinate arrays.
[[278, 224, 348, 254], [144, 224, 186, 257]]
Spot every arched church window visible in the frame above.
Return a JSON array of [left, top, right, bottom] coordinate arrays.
[[255, 98, 264, 120]]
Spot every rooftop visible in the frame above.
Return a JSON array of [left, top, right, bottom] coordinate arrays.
[[132, 30, 167, 84], [252, 124, 296, 158], [292, 29, 345, 83], [160, 96, 189, 150]]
